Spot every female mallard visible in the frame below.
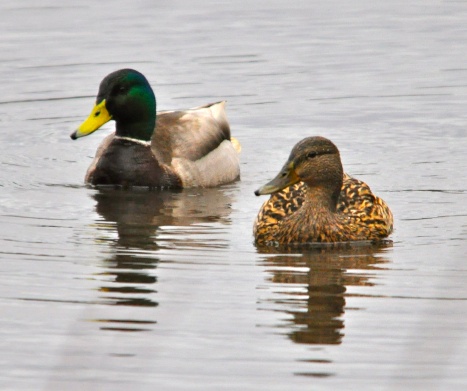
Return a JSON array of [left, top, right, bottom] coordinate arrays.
[[70, 69, 240, 188], [253, 136, 393, 245]]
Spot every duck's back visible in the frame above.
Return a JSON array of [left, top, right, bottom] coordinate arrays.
[[154, 102, 231, 162], [337, 175, 393, 237], [153, 101, 240, 187]]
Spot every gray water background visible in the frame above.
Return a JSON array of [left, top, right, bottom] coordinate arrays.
[[1, 1, 466, 390]]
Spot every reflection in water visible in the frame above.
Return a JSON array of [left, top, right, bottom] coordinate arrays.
[[91, 187, 235, 331], [258, 243, 391, 358]]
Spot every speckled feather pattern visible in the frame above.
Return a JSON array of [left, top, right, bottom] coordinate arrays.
[[254, 173, 393, 245]]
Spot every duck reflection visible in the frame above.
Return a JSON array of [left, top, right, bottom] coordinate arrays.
[[91, 187, 235, 331], [258, 243, 391, 345]]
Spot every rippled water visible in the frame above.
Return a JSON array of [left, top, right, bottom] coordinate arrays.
[[1, 1, 467, 390]]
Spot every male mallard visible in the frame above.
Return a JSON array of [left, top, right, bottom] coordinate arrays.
[[70, 69, 240, 188], [253, 136, 393, 245]]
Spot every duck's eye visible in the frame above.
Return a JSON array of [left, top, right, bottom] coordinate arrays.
[[306, 151, 317, 159], [113, 85, 127, 94]]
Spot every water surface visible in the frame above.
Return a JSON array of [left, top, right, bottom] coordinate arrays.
[[1, 1, 466, 390]]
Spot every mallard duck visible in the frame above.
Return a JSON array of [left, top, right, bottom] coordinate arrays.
[[70, 69, 240, 188], [253, 136, 393, 245]]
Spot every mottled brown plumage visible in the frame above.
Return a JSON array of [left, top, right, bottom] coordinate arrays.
[[254, 137, 393, 245]]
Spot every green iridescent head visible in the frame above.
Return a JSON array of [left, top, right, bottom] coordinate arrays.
[[71, 69, 156, 142]]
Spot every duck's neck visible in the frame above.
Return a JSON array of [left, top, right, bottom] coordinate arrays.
[[114, 92, 157, 142], [115, 114, 156, 142], [304, 185, 340, 213]]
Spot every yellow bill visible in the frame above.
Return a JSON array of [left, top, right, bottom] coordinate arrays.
[[70, 99, 112, 140]]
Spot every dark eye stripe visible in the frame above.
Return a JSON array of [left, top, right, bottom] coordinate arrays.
[[300, 148, 335, 163]]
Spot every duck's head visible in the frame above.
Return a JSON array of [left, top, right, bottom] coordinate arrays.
[[71, 69, 156, 142], [255, 136, 344, 202]]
